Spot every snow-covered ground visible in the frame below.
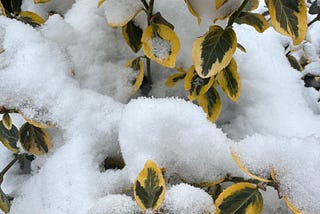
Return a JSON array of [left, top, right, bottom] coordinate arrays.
[[0, 0, 320, 213]]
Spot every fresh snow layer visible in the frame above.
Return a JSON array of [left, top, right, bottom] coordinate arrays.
[[0, 0, 319, 213], [162, 183, 215, 214]]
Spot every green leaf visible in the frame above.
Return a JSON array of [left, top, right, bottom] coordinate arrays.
[[34, 0, 51, 3], [2, 113, 12, 130], [217, 58, 242, 102], [192, 25, 237, 78], [235, 12, 269, 33], [215, 182, 263, 214], [184, 66, 215, 101], [134, 160, 165, 211], [142, 24, 180, 68], [0, 187, 10, 214], [126, 57, 144, 95], [18, 11, 45, 27], [0, 0, 12, 15], [0, 122, 19, 153], [309, 0, 320, 15], [265, 0, 307, 45], [19, 122, 52, 155], [287, 55, 303, 71], [122, 20, 143, 53], [10, 0, 22, 14], [197, 86, 222, 122]]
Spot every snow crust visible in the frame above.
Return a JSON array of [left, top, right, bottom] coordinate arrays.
[[0, 0, 319, 213]]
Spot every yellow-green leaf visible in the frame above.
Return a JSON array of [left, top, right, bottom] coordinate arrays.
[[231, 151, 273, 183], [283, 196, 301, 214], [0, 1, 5, 15], [122, 20, 143, 53], [237, 43, 247, 53], [287, 54, 303, 71], [0, 187, 10, 214], [0, 122, 19, 153], [19, 122, 52, 155], [215, 182, 263, 214], [244, 0, 259, 11], [97, 0, 106, 8], [184, 66, 215, 101], [134, 160, 165, 211], [217, 58, 241, 102], [184, 0, 201, 24], [235, 12, 269, 33], [265, 0, 307, 45], [216, 0, 229, 9], [34, 0, 51, 3], [165, 73, 186, 88], [198, 86, 222, 122], [142, 24, 180, 68], [105, 0, 143, 27], [192, 25, 237, 78], [19, 11, 45, 26], [2, 113, 12, 130], [126, 57, 144, 95]]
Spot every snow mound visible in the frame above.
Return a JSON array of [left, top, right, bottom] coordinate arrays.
[[233, 135, 320, 213], [162, 183, 214, 214], [88, 194, 140, 214], [119, 97, 240, 183]]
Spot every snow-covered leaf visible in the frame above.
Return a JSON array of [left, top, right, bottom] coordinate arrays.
[[215, 182, 263, 214], [217, 58, 241, 102], [122, 20, 143, 53], [283, 196, 301, 214], [231, 151, 273, 183], [126, 57, 144, 95], [192, 25, 237, 78], [142, 24, 180, 68], [184, 66, 215, 101], [197, 86, 221, 122], [235, 12, 269, 33], [287, 55, 303, 71], [104, 0, 143, 27], [19, 123, 52, 155], [0, 122, 19, 153], [265, 0, 307, 45], [134, 160, 165, 211]]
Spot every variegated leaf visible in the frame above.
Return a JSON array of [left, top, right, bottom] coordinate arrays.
[[192, 25, 237, 78], [265, 0, 307, 45]]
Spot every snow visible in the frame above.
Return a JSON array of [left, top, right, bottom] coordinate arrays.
[[149, 37, 171, 60], [162, 183, 215, 214], [0, 0, 319, 213]]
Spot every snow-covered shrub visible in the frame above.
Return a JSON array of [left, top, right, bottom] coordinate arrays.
[[0, 0, 319, 213]]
